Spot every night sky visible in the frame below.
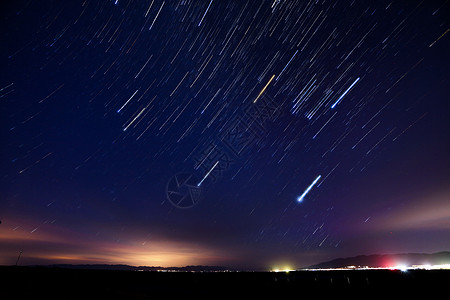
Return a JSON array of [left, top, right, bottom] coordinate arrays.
[[1, 0, 449, 270]]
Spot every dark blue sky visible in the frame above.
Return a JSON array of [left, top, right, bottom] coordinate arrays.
[[1, 0, 449, 269]]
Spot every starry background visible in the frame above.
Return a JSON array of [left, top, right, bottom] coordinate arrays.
[[1, 0, 449, 270]]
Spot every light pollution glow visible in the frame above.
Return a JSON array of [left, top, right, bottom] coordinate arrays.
[[0, 217, 232, 267]]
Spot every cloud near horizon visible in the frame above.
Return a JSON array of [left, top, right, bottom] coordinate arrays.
[[369, 190, 450, 232]]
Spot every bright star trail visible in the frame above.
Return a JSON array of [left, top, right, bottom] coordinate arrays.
[[253, 74, 275, 103], [331, 77, 360, 109], [297, 175, 322, 203], [197, 160, 219, 187], [0, 0, 449, 271], [198, 0, 213, 27]]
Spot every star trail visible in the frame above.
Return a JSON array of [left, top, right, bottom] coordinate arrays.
[[297, 175, 321, 203], [1, 0, 449, 270]]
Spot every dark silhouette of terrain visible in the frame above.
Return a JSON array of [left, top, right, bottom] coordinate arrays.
[[2, 251, 449, 297], [1, 265, 449, 298]]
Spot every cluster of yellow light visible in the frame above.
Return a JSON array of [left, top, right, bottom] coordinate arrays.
[[271, 266, 295, 273]]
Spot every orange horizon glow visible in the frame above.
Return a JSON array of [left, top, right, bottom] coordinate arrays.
[[0, 218, 233, 267]]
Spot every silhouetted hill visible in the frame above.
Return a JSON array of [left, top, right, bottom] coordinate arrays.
[[305, 251, 450, 269]]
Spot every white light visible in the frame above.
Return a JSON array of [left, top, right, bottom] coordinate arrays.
[[297, 175, 321, 202], [331, 77, 360, 109], [395, 265, 408, 272]]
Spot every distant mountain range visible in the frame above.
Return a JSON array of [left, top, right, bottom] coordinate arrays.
[[42, 264, 235, 272], [31, 251, 450, 271], [305, 251, 450, 269]]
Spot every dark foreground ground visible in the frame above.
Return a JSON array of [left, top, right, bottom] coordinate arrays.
[[1, 266, 449, 298]]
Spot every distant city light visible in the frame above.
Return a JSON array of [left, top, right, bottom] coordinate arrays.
[[394, 265, 408, 272], [302, 264, 450, 271], [272, 266, 295, 273]]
